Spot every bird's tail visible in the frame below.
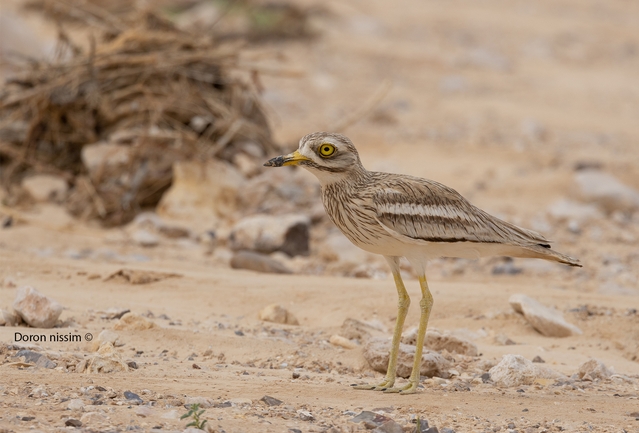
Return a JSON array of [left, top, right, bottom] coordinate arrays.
[[516, 244, 582, 267]]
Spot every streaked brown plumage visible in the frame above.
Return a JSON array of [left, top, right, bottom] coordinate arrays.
[[265, 132, 581, 394]]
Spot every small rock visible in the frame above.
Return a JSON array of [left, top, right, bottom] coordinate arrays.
[[259, 395, 283, 406], [135, 406, 152, 417], [184, 396, 213, 408], [81, 142, 131, 175], [509, 294, 582, 337], [350, 411, 391, 428], [230, 251, 292, 274], [92, 330, 121, 351], [124, 390, 143, 404], [403, 328, 477, 356], [1, 309, 21, 326], [229, 397, 252, 406], [21, 174, 68, 202], [297, 410, 314, 421], [329, 334, 358, 349], [489, 354, 563, 387], [574, 170, 639, 213], [112, 313, 156, 331], [83, 343, 129, 373], [258, 304, 299, 325], [12, 286, 63, 328], [229, 214, 310, 257], [494, 333, 516, 346], [577, 359, 613, 380], [100, 307, 130, 320], [80, 412, 107, 424], [532, 356, 545, 363], [65, 418, 82, 427], [339, 318, 388, 342], [161, 409, 180, 420], [373, 420, 404, 433], [15, 350, 56, 369], [363, 338, 451, 378], [131, 230, 159, 247], [67, 399, 85, 411]]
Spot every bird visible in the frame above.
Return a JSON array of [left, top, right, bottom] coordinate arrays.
[[264, 131, 581, 394]]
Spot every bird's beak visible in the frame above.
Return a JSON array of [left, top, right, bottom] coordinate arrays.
[[263, 150, 310, 167]]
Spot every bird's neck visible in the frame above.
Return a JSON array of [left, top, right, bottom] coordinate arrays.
[[311, 163, 369, 188]]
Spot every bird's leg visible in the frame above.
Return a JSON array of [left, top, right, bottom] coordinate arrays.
[[394, 274, 433, 395], [352, 256, 409, 391]]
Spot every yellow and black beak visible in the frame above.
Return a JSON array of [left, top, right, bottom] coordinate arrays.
[[263, 150, 310, 167]]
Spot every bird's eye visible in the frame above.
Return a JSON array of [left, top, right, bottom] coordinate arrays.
[[318, 143, 336, 157]]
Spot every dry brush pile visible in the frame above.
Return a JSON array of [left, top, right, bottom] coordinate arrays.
[[0, 2, 281, 225]]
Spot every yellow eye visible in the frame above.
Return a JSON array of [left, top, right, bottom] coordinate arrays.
[[319, 143, 336, 157]]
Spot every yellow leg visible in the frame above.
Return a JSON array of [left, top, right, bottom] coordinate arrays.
[[352, 256, 410, 391], [397, 274, 433, 394]]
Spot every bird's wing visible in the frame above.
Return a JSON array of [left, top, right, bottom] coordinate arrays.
[[371, 174, 550, 247]]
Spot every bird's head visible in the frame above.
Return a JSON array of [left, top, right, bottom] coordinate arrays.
[[264, 132, 364, 185]]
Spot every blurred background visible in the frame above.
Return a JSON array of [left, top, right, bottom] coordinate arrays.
[[1, 0, 638, 291]]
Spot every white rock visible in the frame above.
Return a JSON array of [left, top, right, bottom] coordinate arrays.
[[489, 354, 563, 387], [92, 330, 121, 351], [67, 399, 85, 411], [574, 170, 639, 213], [80, 412, 107, 424], [81, 142, 131, 174], [184, 396, 213, 408], [21, 174, 68, 202], [230, 251, 292, 274], [577, 358, 613, 380], [509, 294, 581, 337], [258, 304, 299, 325], [161, 409, 181, 419], [329, 334, 358, 349], [157, 160, 245, 232], [135, 406, 152, 417], [131, 229, 159, 247], [363, 338, 451, 378], [1, 308, 21, 326], [229, 214, 310, 257], [12, 286, 63, 328], [83, 343, 129, 373]]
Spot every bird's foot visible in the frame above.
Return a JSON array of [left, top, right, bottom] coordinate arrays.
[[381, 381, 419, 394], [351, 377, 395, 391]]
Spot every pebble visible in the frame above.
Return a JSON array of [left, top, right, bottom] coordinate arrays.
[[12, 286, 63, 328], [67, 399, 85, 411], [578, 359, 613, 380], [80, 412, 107, 424], [112, 313, 156, 331], [21, 174, 68, 202], [297, 410, 314, 421], [124, 390, 143, 404], [403, 328, 478, 356], [258, 304, 299, 325], [100, 307, 131, 320], [64, 418, 82, 427], [363, 338, 451, 378], [329, 334, 358, 349], [93, 330, 121, 351], [509, 294, 582, 337], [230, 250, 292, 274], [229, 214, 310, 257], [135, 406, 152, 417], [83, 343, 129, 373], [15, 350, 56, 369], [184, 396, 213, 408], [489, 354, 563, 387], [131, 229, 160, 247], [1, 309, 21, 326], [260, 395, 283, 406]]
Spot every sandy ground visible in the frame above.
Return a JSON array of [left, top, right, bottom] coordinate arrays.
[[2, 0, 639, 432]]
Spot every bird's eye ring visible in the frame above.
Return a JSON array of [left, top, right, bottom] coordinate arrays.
[[319, 143, 336, 157]]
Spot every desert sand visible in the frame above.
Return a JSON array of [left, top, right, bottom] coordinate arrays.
[[1, 0, 639, 432]]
